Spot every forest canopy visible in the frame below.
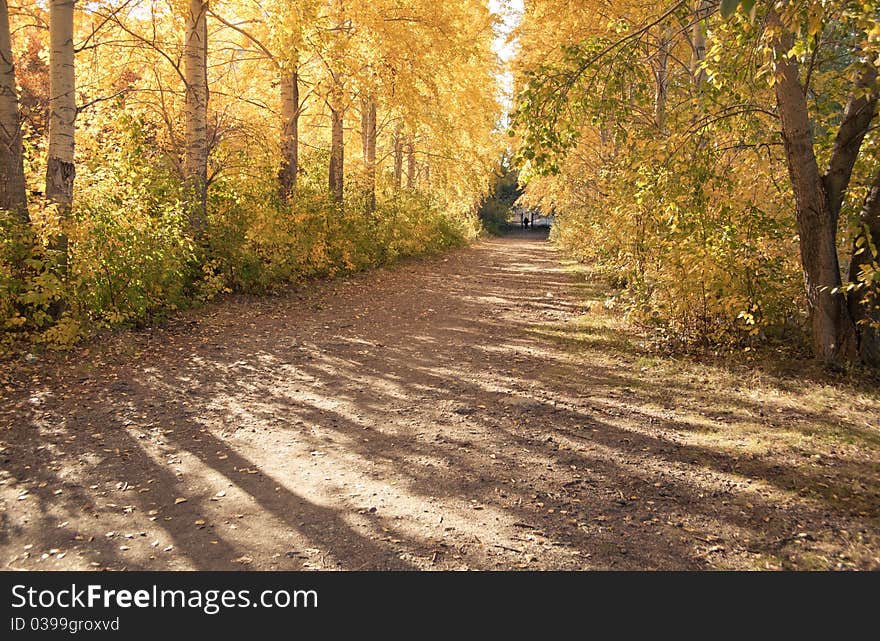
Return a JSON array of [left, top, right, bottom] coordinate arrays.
[[510, 0, 880, 368], [3, 0, 880, 373], [0, 0, 502, 348]]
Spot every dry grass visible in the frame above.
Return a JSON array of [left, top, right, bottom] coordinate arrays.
[[526, 260, 880, 569]]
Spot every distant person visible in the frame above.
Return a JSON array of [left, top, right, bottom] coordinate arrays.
[[521, 213, 527, 229]]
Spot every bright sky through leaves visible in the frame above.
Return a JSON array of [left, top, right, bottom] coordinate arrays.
[[490, 0, 524, 120]]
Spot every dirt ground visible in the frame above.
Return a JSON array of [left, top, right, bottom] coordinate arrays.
[[1, 230, 879, 570]]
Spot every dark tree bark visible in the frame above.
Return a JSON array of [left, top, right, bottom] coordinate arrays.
[[770, 10, 859, 365], [823, 66, 878, 226], [278, 68, 300, 202], [653, 25, 671, 132], [329, 86, 344, 203], [360, 96, 376, 213], [848, 169, 880, 367], [406, 137, 416, 189], [393, 125, 403, 190], [0, 0, 28, 221]]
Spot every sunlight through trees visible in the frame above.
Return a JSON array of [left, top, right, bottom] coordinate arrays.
[[510, 0, 880, 368], [0, 0, 502, 347]]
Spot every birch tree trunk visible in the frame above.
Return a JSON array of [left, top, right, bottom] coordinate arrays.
[[278, 67, 299, 202], [393, 125, 403, 190], [690, 1, 708, 91], [328, 85, 344, 203], [184, 0, 208, 233], [406, 138, 416, 189], [0, 0, 27, 220], [653, 25, 672, 133], [360, 96, 376, 213], [46, 0, 76, 218], [770, 10, 858, 365]]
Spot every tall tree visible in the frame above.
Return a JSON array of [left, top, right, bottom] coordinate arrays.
[[0, 0, 27, 220], [766, 5, 877, 365], [393, 124, 403, 190], [184, 0, 209, 233], [690, 1, 709, 90], [328, 82, 344, 202], [653, 24, 672, 132], [406, 137, 416, 189], [209, 3, 305, 203], [46, 0, 76, 225], [278, 65, 300, 201], [514, 0, 880, 368], [360, 95, 376, 213], [848, 171, 880, 366]]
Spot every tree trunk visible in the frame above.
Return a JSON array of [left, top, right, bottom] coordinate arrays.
[[823, 66, 878, 227], [653, 25, 671, 133], [393, 125, 403, 190], [848, 169, 880, 367], [770, 13, 858, 365], [690, 1, 708, 91], [328, 85, 344, 203], [46, 0, 76, 269], [46, 0, 76, 213], [278, 68, 299, 202], [406, 138, 416, 189], [360, 96, 376, 213], [184, 0, 208, 233], [0, 0, 27, 221]]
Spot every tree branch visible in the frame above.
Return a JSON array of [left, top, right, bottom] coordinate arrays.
[[823, 64, 879, 225], [207, 9, 279, 69]]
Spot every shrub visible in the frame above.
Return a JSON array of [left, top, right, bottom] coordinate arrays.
[[1, 178, 478, 352]]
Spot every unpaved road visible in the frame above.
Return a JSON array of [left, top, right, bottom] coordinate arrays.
[[1, 231, 878, 570]]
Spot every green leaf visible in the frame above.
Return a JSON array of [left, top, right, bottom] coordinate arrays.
[[720, 0, 741, 19]]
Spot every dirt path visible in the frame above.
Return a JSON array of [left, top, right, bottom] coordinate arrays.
[[2, 231, 879, 570]]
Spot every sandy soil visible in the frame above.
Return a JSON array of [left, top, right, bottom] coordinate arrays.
[[1, 230, 878, 570]]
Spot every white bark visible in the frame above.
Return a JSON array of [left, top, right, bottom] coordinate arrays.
[[184, 0, 208, 232], [690, 1, 708, 91], [46, 0, 76, 214]]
